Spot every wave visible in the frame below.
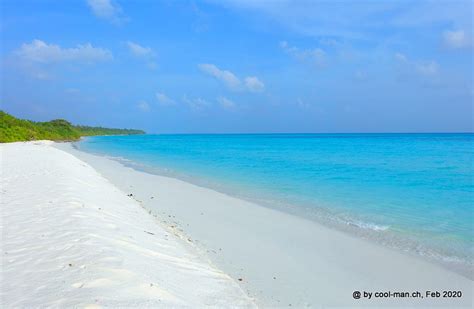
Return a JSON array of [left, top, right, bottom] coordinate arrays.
[[344, 219, 390, 231]]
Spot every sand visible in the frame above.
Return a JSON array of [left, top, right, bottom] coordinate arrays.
[[0, 141, 255, 307], [1, 140, 472, 308], [57, 142, 473, 308]]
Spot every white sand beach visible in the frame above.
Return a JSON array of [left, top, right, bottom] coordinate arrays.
[[0, 141, 255, 307], [56, 143, 473, 308], [1, 141, 472, 308]]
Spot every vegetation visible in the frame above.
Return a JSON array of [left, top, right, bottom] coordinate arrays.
[[0, 111, 145, 143], [74, 125, 145, 137]]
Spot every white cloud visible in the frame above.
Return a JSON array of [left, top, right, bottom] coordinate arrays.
[[86, 0, 126, 24], [442, 30, 470, 49], [126, 41, 156, 69], [183, 95, 210, 110], [198, 63, 265, 93], [217, 96, 236, 110], [416, 61, 439, 76], [214, 1, 473, 46], [137, 100, 150, 111], [395, 52, 439, 78], [126, 41, 154, 57], [394, 52, 408, 63], [198, 63, 241, 89], [16, 39, 112, 63], [244, 76, 265, 92], [280, 41, 326, 67], [156, 92, 175, 106], [279, 40, 295, 52]]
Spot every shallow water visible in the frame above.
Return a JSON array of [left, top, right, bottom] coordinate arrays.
[[77, 133, 474, 274]]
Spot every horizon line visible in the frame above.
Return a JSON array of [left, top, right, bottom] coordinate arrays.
[[135, 132, 474, 135]]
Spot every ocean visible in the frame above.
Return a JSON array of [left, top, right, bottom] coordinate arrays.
[[76, 133, 473, 273]]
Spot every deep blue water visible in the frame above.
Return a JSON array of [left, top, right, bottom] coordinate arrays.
[[77, 134, 474, 271]]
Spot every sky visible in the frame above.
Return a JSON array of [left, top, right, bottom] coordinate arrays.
[[1, 0, 473, 133]]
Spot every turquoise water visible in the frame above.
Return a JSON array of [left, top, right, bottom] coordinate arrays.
[[77, 134, 474, 272]]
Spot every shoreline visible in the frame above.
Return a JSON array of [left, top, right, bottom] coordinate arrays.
[[1, 141, 255, 307], [68, 140, 473, 280], [57, 142, 473, 307]]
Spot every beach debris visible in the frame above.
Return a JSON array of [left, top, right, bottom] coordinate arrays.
[[68, 263, 73, 267], [238, 278, 243, 282], [127, 193, 133, 197], [144, 231, 155, 235]]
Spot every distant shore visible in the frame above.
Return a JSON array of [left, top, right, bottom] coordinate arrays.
[[57, 141, 473, 307], [0, 111, 145, 143]]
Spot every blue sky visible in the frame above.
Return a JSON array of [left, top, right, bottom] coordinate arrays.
[[1, 0, 472, 133]]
